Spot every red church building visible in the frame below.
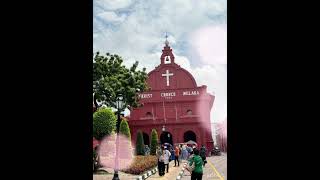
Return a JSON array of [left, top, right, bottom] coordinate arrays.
[[128, 39, 215, 152]]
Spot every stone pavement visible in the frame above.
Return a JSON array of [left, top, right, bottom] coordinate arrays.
[[93, 153, 227, 180], [180, 153, 227, 180], [93, 160, 181, 180], [209, 153, 227, 179], [148, 160, 183, 180], [93, 170, 140, 180]]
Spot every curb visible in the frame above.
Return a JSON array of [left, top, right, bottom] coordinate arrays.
[[136, 167, 158, 180], [176, 162, 187, 180]]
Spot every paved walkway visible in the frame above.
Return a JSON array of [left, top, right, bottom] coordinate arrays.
[[93, 168, 140, 180], [148, 160, 183, 180], [180, 153, 227, 180], [93, 172, 139, 180], [93, 153, 227, 180], [93, 160, 183, 180]]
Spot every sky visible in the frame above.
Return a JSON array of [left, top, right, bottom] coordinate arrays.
[[93, 0, 227, 131]]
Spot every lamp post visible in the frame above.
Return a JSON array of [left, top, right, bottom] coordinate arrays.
[[112, 95, 123, 180]]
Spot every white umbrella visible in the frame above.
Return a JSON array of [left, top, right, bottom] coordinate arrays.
[[185, 140, 197, 145]]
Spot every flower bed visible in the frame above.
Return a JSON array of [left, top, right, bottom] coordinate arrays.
[[122, 155, 157, 175]]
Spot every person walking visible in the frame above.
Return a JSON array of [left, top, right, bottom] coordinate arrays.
[[181, 145, 185, 160], [187, 145, 193, 159], [178, 144, 182, 162], [182, 145, 188, 160], [199, 145, 207, 166], [170, 146, 175, 162], [174, 145, 180, 167], [188, 148, 195, 160], [163, 147, 171, 173], [157, 147, 165, 176], [188, 149, 203, 180]]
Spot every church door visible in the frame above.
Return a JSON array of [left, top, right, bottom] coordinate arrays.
[[160, 131, 173, 145], [184, 130, 197, 143], [143, 132, 150, 146]]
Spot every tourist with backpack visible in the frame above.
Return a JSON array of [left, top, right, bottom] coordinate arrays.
[[188, 149, 203, 180], [199, 145, 207, 167]]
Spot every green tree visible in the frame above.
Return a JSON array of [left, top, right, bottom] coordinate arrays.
[[92, 108, 116, 173], [119, 118, 131, 139], [136, 130, 145, 155], [150, 129, 158, 155], [93, 107, 116, 140], [93, 52, 149, 111]]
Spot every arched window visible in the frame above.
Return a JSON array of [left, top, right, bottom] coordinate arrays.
[[186, 109, 192, 115], [184, 130, 196, 142], [146, 112, 152, 117], [143, 132, 150, 146]]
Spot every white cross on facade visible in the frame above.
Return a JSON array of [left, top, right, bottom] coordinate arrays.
[[162, 69, 174, 86]]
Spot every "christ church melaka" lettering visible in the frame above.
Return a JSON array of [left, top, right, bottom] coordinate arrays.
[[161, 92, 176, 97], [183, 91, 200, 96], [138, 93, 153, 99]]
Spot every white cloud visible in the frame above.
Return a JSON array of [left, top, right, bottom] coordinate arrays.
[[177, 56, 227, 123], [95, 0, 133, 10], [190, 25, 227, 65], [174, 55, 191, 71], [97, 11, 126, 23]]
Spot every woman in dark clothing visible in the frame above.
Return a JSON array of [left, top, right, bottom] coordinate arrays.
[[170, 146, 175, 162], [199, 145, 207, 166]]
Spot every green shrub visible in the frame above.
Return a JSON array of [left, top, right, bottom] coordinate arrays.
[[119, 118, 131, 139], [93, 107, 116, 140], [136, 130, 145, 155], [150, 129, 158, 155]]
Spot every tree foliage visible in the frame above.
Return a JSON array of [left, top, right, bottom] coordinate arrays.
[[119, 118, 131, 139], [150, 129, 158, 155], [136, 130, 145, 155], [119, 118, 133, 154], [93, 108, 116, 140], [93, 52, 149, 111]]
